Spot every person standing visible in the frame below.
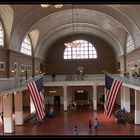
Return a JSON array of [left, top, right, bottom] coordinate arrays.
[[52, 73, 56, 81], [94, 118, 100, 130], [88, 120, 92, 132], [73, 126, 78, 135]]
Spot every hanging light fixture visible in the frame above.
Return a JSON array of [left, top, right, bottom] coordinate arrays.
[[54, 4, 63, 9], [41, 4, 49, 8], [64, 5, 81, 47], [41, 4, 63, 9]]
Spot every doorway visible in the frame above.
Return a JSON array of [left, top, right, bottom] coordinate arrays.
[[54, 96, 60, 107]]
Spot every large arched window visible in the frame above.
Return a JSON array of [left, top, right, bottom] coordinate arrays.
[[21, 35, 32, 55], [0, 22, 4, 46], [126, 34, 135, 53], [64, 40, 97, 59]]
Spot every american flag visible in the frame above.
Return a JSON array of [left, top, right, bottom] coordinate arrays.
[[104, 75, 122, 118], [27, 77, 46, 121]]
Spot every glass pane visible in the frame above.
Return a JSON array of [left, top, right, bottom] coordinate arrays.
[[63, 39, 97, 60], [21, 35, 32, 55], [0, 23, 4, 46], [89, 55, 93, 58]]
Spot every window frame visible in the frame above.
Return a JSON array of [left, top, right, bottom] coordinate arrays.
[[0, 21, 4, 46], [126, 34, 135, 53], [20, 35, 32, 55], [0, 62, 5, 71], [63, 39, 97, 60]]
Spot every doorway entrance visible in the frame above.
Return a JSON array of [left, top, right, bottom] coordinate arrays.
[[54, 96, 60, 107]]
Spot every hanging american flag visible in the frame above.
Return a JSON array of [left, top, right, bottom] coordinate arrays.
[[104, 75, 122, 118], [27, 77, 46, 121]]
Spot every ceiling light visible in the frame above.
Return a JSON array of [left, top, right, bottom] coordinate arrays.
[[41, 4, 63, 9], [41, 4, 49, 8], [54, 4, 63, 8]]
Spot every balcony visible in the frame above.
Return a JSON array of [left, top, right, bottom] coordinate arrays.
[[0, 74, 140, 95], [44, 74, 105, 86]]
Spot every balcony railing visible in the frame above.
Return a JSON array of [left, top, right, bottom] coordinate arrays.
[[0, 73, 44, 95], [0, 73, 140, 95], [44, 74, 105, 82]]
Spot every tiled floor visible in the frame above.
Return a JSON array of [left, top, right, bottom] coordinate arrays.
[[1, 105, 140, 138]]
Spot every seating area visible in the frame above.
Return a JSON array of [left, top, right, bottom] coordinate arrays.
[[114, 109, 134, 124]]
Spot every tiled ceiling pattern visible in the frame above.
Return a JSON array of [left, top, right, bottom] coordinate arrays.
[[1, 4, 140, 60]]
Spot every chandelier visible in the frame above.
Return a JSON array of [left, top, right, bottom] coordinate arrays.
[[64, 42, 81, 47], [41, 4, 63, 9], [64, 5, 81, 47]]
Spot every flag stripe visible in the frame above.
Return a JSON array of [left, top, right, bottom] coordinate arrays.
[[104, 75, 122, 118], [30, 82, 45, 120], [106, 82, 122, 117], [106, 81, 120, 112], [104, 87, 108, 115], [32, 82, 45, 115], [107, 83, 122, 117], [27, 78, 45, 121], [27, 83, 44, 120], [27, 83, 43, 120]]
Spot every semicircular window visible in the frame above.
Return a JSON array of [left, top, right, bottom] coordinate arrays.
[[64, 39, 97, 59]]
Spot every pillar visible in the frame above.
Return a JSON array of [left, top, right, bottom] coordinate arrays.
[[14, 91, 23, 125], [120, 86, 124, 110], [30, 96, 35, 113], [135, 90, 140, 124], [63, 86, 67, 111], [3, 94, 14, 133], [123, 86, 130, 112], [92, 85, 97, 110]]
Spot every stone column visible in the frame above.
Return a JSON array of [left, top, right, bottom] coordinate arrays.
[[123, 86, 130, 112], [30, 96, 35, 113], [135, 90, 140, 124], [14, 91, 23, 125], [92, 85, 97, 110], [3, 94, 14, 133], [63, 86, 68, 111], [120, 86, 124, 110]]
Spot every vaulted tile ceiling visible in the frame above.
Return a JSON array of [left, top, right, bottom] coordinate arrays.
[[1, 4, 140, 60]]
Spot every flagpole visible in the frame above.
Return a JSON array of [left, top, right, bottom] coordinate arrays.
[[102, 70, 111, 75]]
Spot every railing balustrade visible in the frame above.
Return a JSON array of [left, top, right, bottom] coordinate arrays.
[[0, 73, 140, 95], [0, 73, 44, 94]]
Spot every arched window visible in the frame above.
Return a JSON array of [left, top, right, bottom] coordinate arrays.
[[0, 22, 4, 46], [64, 39, 97, 59], [21, 35, 32, 55], [126, 34, 135, 53]]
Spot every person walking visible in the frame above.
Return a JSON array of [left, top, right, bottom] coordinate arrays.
[[88, 120, 92, 132], [73, 126, 78, 135], [94, 118, 100, 130]]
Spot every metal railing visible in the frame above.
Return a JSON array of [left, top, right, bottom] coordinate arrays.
[[44, 74, 105, 82], [106, 74, 140, 87], [0, 73, 140, 95], [0, 73, 45, 95]]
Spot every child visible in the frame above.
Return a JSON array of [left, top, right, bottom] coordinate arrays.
[[94, 118, 99, 130], [73, 126, 78, 135]]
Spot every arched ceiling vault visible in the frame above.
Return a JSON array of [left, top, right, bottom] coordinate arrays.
[[7, 4, 140, 60], [0, 5, 14, 45], [36, 23, 123, 60]]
